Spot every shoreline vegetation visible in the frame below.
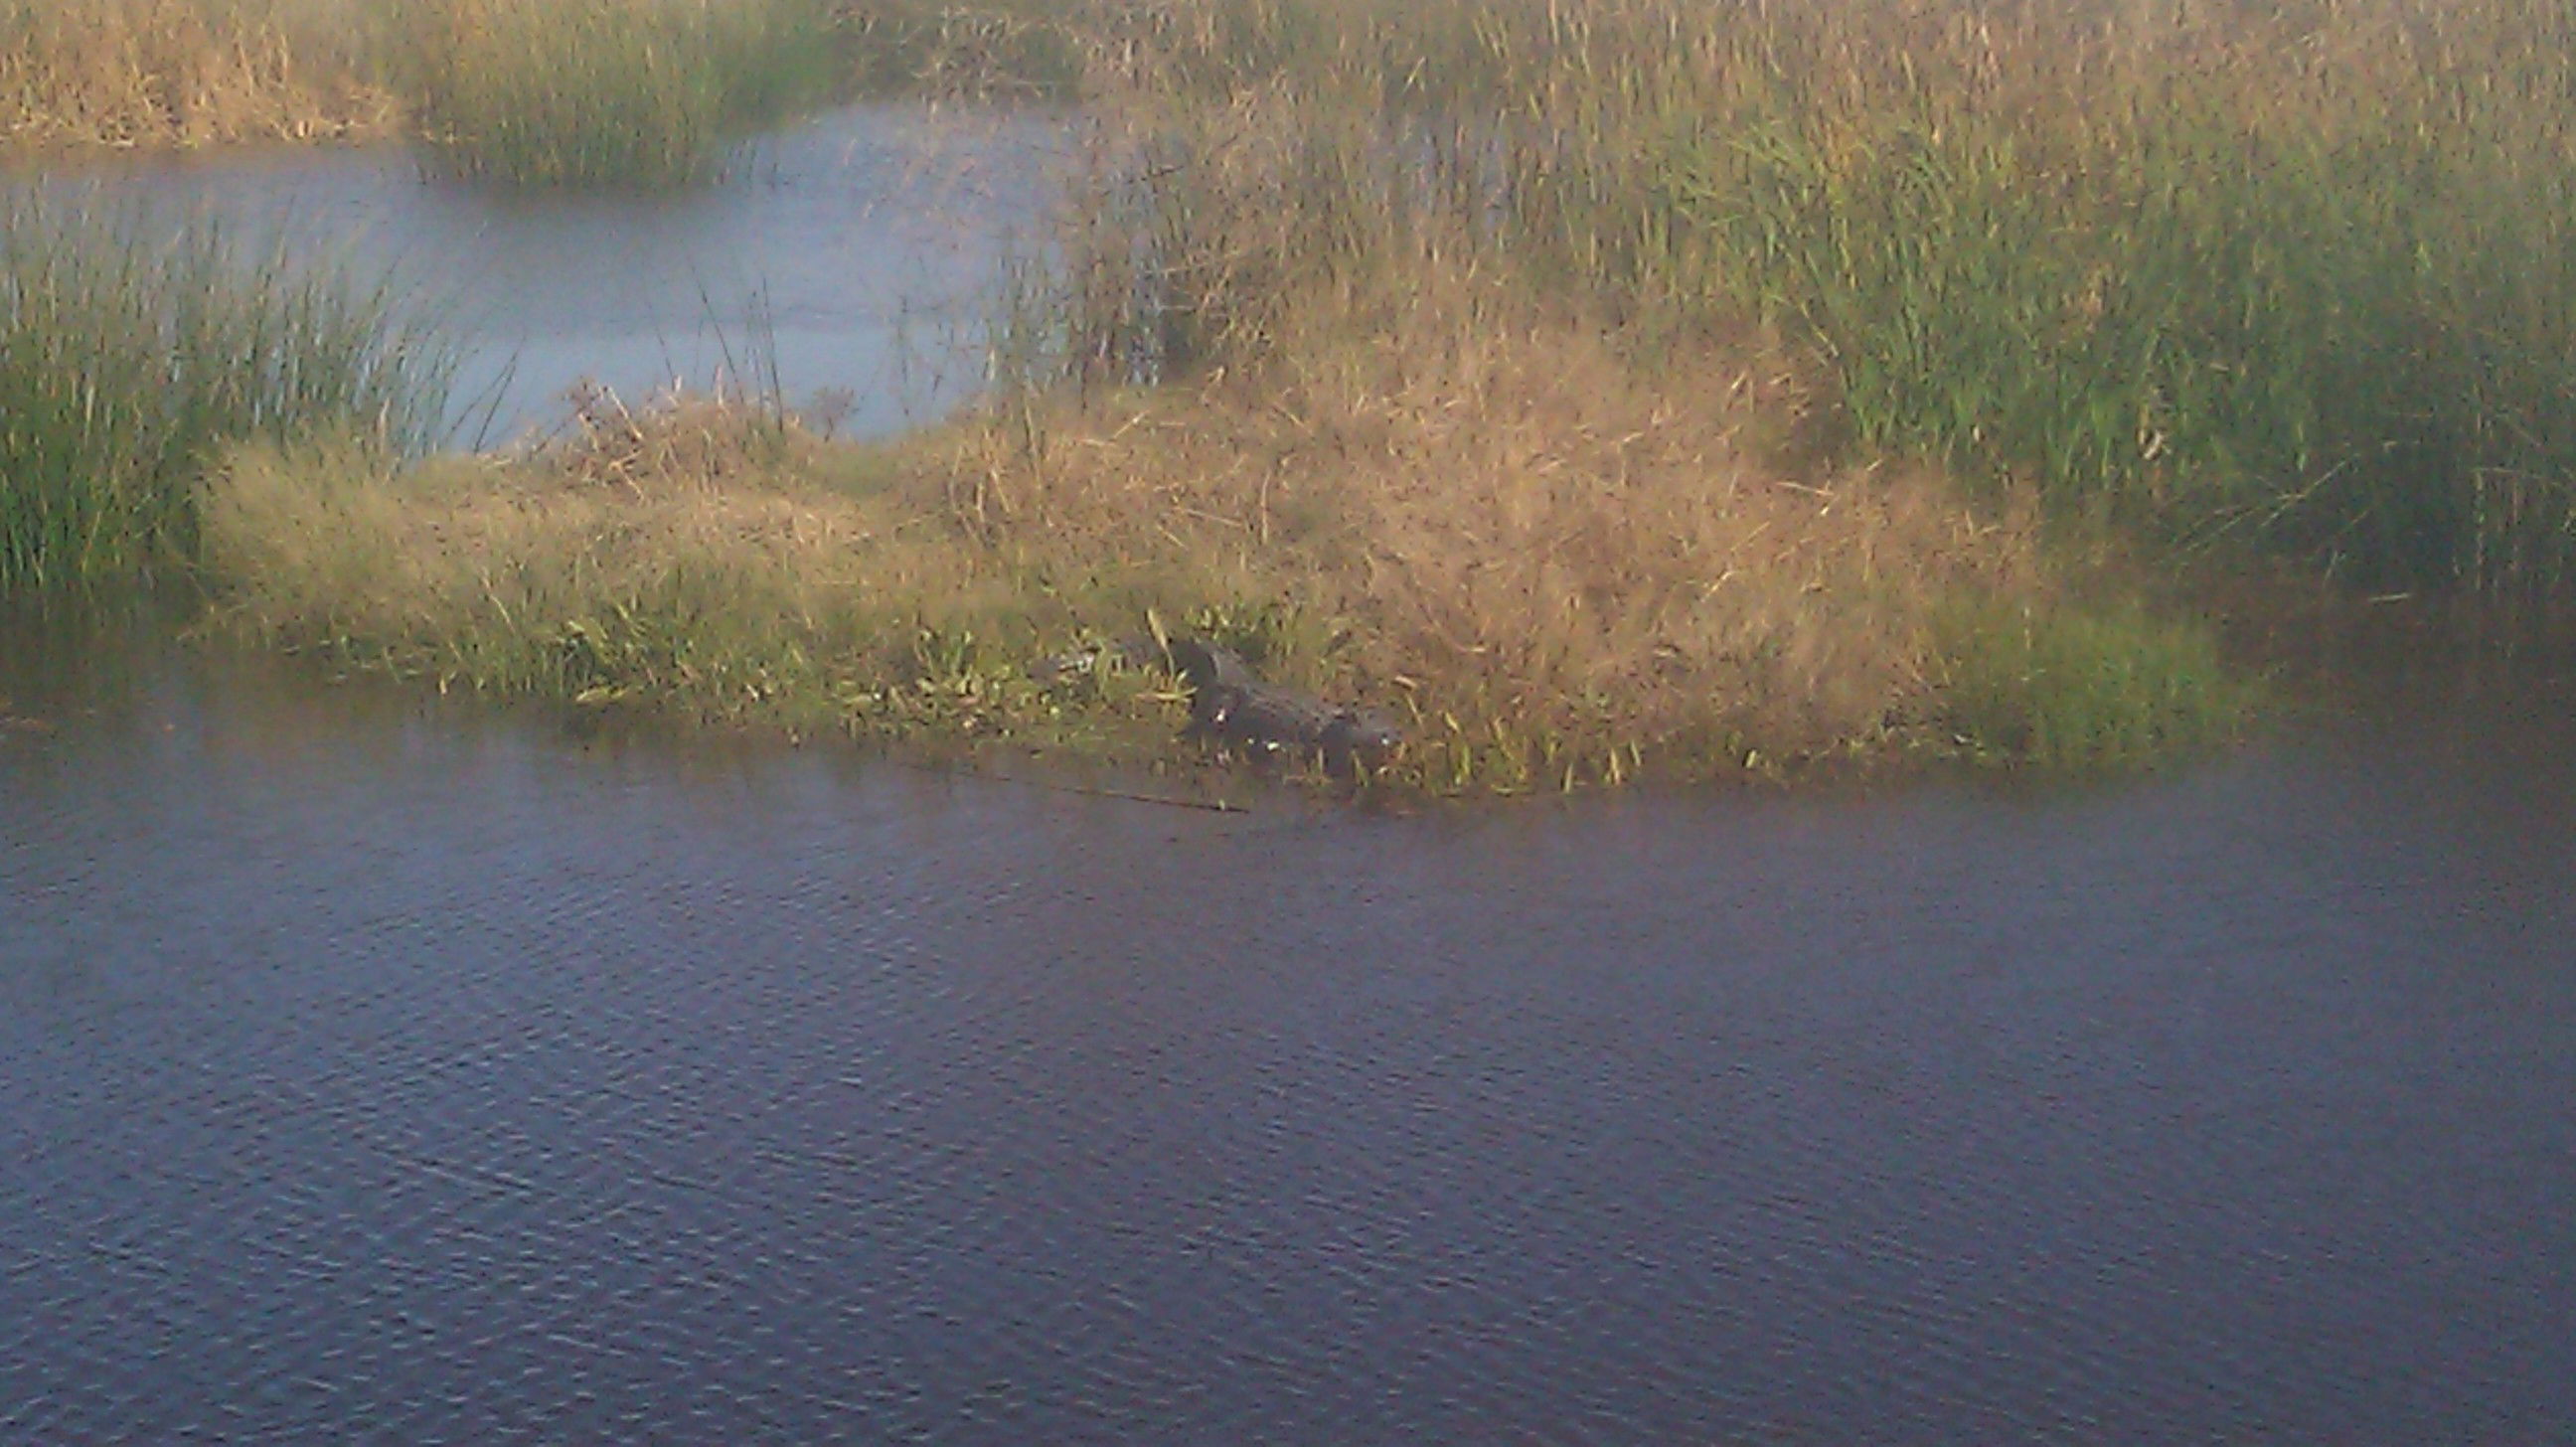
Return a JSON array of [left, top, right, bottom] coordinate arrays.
[[0, 0, 844, 183], [11, 0, 2574, 791], [0, 199, 448, 593]]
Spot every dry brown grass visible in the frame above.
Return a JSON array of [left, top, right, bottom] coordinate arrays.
[[957, 0, 2576, 594], [206, 284, 2065, 787], [0, 0, 399, 149], [938, 277, 2049, 782], [206, 396, 896, 715], [538, 381, 817, 492]]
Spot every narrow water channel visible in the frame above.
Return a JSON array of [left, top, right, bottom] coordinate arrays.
[[3, 609, 2571, 1442], [9, 105, 1062, 441]]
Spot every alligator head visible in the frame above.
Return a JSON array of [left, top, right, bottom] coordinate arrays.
[[1320, 707, 1404, 770]]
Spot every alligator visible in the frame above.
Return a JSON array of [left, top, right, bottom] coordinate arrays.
[[1033, 634, 1403, 773]]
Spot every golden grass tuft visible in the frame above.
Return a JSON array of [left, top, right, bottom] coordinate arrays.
[[944, 284, 2049, 781], [2, 0, 834, 175], [205, 420, 903, 725], [0, 0, 398, 148], [534, 381, 818, 493]]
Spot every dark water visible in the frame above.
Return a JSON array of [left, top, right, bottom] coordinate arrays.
[[4, 612, 2571, 1444], [7, 106, 1061, 440]]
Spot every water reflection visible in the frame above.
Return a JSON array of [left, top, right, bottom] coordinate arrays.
[[6, 106, 1066, 440]]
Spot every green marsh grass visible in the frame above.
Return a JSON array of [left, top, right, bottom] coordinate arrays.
[[200, 396, 1202, 757], [0, 201, 448, 591], [1938, 598, 2258, 771], [1668, 3, 2576, 593], [387, 0, 842, 187], [941, 0, 2576, 597]]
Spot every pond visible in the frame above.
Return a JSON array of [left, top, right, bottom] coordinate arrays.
[[9, 105, 1065, 442], [4, 602, 2572, 1441], [5, 104, 2575, 1441]]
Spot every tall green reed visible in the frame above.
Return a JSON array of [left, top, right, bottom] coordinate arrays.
[[1939, 597, 2255, 770], [1670, 6, 2576, 592], [390, 0, 840, 188], [0, 201, 448, 592], [967, 0, 2576, 595]]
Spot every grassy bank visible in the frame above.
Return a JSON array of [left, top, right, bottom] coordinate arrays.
[[200, 322, 2250, 792], [0, 0, 398, 149], [386, 0, 841, 186], [178, 0, 2307, 789], [2, 0, 840, 186], [0, 200, 447, 592], [856, 0, 2576, 596]]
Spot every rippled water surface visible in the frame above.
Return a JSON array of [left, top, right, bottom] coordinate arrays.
[[4, 608, 2571, 1443], [17, 101, 2570, 1445]]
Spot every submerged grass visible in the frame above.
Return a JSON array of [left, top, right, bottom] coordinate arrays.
[[0, 200, 448, 592], [1938, 598, 2256, 772]]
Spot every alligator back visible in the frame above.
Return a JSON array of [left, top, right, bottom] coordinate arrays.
[[1192, 675, 1403, 772], [1034, 632, 1403, 772]]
